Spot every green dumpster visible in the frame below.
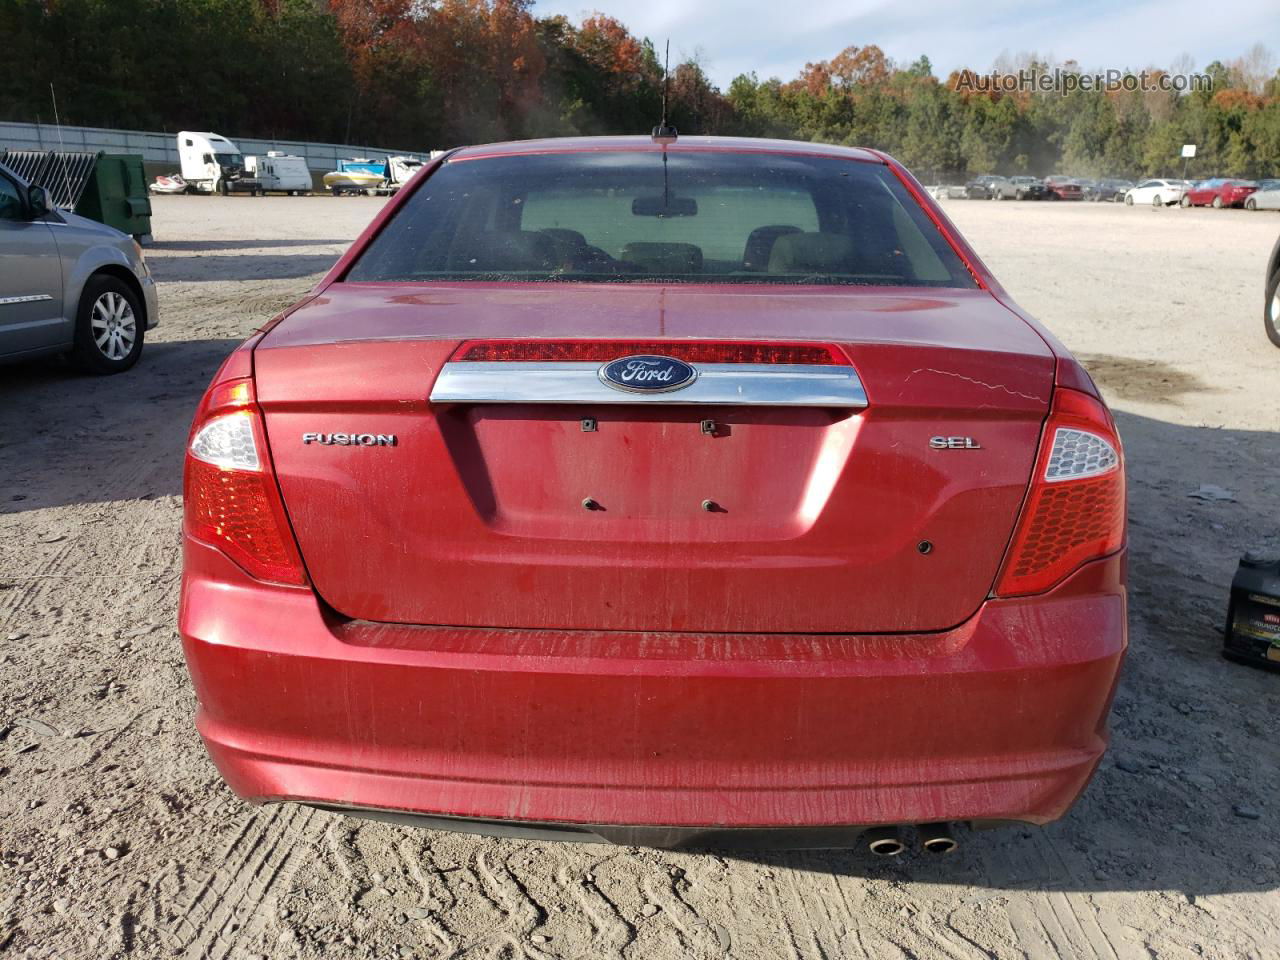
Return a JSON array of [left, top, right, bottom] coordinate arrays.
[[0, 149, 153, 241], [75, 154, 151, 238]]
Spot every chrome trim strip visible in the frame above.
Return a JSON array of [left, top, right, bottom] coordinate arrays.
[[430, 362, 868, 407], [0, 294, 54, 306]]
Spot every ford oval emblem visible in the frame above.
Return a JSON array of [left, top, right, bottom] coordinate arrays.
[[599, 355, 697, 393]]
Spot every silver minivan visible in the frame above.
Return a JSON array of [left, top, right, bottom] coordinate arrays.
[[0, 160, 158, 373]]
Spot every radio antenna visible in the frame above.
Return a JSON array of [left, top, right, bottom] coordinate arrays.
[[50, 83, 73, 208], [651, 40, 677, 144]]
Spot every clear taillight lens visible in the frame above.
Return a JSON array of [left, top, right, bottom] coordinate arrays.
[[1044, 428, 1118, 481], [190, 412, 260, 471], [995, 388, 1125, 597]]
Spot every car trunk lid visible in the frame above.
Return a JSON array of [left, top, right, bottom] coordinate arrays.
[[256, 282, 1053, 633]]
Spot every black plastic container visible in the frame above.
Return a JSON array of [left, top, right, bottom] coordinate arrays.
[[1224, 549, 1280, 669]]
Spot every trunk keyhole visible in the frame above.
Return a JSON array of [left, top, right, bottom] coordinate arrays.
[[582, 497, 602, 511], [917, 540, 934, 555]]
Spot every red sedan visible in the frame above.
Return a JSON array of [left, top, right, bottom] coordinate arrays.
[[1043, 176, 1084, 200], [180, 136, 1127, 853], [1182, 178, 1259, 208]]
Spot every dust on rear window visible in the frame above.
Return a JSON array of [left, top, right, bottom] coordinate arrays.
[[345, 151, 976, 288]]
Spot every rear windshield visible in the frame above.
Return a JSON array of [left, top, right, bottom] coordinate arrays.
[[345, 151, 976, 288]]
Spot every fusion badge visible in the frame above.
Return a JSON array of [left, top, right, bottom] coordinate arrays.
[[599, 355, 697, 393], [303, 432, 397, 446]]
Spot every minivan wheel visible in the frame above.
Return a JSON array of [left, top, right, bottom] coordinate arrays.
[[1124, 194, 1134, 206], [1266, 269, 1280, 348], [71, 275, 145, 374]]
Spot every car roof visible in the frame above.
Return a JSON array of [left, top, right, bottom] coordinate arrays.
[[449, 135, 885, 164]]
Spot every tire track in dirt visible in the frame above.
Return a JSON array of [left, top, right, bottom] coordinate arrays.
[[398, 834, 459, 955], [462, 848, 556, 959], [763, 855, 862, 960], [750, 859, 806, 960], [159, 803, 322, 959], [641, 866, 730, 958], [558, 859, 634, 959], [0, 538, 74, 624]]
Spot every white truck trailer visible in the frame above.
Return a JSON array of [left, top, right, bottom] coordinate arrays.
[[244, 152, 312, 195]]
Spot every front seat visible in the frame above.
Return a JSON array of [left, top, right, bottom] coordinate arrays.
[[619, 242, 703, 276], [767, 232, 856, 275]]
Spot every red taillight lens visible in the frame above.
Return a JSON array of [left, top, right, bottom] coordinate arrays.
[[452, 339, 847, 364], [995, 388, 1125, 597], [184, 376, 308, 586]]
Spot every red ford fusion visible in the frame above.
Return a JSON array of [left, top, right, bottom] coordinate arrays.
[[180, 136, 1127, 852], [1182, 178, 1259, 209]]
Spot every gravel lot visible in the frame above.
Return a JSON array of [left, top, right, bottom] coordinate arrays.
[[2, 194, 1280, 960]]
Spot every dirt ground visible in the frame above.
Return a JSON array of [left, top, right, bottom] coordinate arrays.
[[2, 194, 1280, 960]]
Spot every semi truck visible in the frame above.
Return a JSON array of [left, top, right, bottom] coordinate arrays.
[[177, 131, 261, 195]]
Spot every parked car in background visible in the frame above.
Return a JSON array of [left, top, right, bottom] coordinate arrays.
[[1246, 182, 1280, 211], [987, 176, 1020, 200], [1266, 233, 1280, 346], [1090, 179, 1133, 202], [1009, 176, 1045, 200], [1182, 178, 1259, 208], [179, 136, 1128, 850], [1124, 179, 1187, 207], [1043, 176, 1084, 200], [929, 183, 968, 200], [965, 175, 1000, 199], [0, 160, 158, 372]]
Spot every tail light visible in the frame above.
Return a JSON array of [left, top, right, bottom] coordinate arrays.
[[995, 387, 1125, 597], [184, 375, 308, 586]]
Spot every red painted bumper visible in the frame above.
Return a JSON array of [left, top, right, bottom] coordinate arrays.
[[180, 537, 1126, 832]]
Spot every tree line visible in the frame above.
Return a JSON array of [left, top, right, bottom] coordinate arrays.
[[2, 0, 1277, 180]]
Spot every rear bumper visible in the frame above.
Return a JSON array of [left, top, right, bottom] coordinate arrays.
[[180, 538, 1126, 837]]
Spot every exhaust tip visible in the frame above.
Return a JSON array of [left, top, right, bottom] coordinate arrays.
[[919, 823, 958, 854], [864, 827, 905, 857]]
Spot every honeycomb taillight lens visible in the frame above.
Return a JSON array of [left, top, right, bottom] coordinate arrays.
[[995, 388, 1125, 597], [184, 376, 307, 586]]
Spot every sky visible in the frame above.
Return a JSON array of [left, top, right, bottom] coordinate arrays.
[[534, 0, 1279, 89]]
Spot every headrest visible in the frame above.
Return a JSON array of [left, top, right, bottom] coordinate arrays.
[[450, 231, 557, 271], [540, 228, 588, 249], [742, 225, 802, 271]]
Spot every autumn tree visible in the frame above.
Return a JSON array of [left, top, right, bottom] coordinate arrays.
[[0, 3, 1277, 179]]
